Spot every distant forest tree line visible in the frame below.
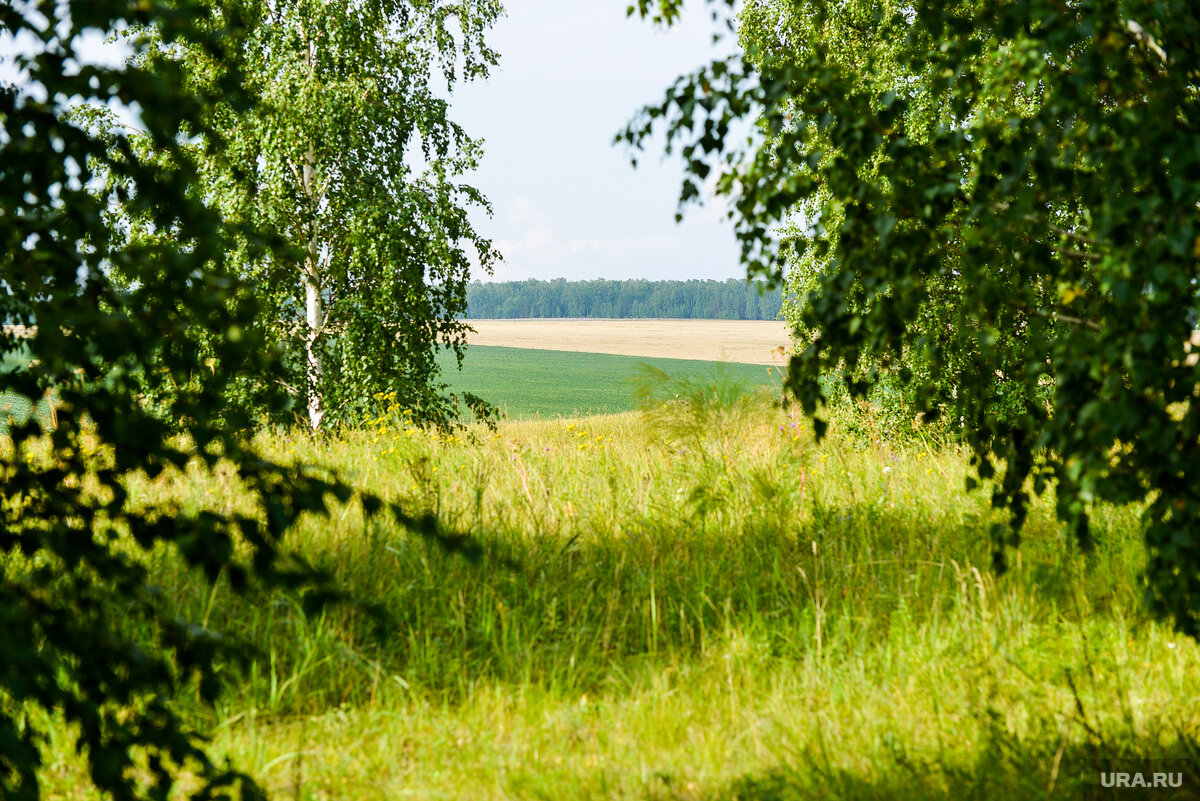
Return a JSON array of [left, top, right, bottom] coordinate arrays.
[[465, 278, 785, 320]]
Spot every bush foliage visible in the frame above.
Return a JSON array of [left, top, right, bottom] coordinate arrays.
[[625, 0, 1200, 633]]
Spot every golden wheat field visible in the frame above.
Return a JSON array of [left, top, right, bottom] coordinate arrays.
[[464, 319, 793, 365]]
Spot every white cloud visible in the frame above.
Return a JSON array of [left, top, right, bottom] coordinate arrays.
[[486, 197, 712, 281]]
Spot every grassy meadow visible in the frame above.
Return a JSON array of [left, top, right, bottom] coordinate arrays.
[[33, 384, 1200, 800]]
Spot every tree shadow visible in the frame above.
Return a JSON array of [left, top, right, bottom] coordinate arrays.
[[705, 739, 1200, 801]]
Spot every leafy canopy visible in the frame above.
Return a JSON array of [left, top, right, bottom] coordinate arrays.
[[624, 0, 1200, 633]]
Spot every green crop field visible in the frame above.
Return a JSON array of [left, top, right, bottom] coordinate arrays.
[[1, 344, 781, 430], [436, 344, 781, 419]]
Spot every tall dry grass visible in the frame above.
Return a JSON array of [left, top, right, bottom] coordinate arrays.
[[34, 389, 1200, 800]]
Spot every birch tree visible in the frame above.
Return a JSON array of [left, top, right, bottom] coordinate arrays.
[[195, 0, 502, 430]]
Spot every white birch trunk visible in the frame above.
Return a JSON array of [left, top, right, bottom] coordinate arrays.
[[303, 266, 323, 431], [302, 148, 324, 431]]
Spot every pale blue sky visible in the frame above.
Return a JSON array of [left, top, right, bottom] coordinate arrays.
[[452, 1, 743, 282], [1, 2, 744, 282]]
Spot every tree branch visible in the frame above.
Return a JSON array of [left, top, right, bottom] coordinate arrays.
[[1004, 297, 1103, 332], [1125, 20, 1168, 66]]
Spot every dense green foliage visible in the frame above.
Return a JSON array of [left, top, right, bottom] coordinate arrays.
[[1, 4, 312, 798], [434, 345, 778, 418], [626, 0, 1200, 633], [465, 277, 784, 319], [0, 2, 473, 798], [131, 0, 501, 431]]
